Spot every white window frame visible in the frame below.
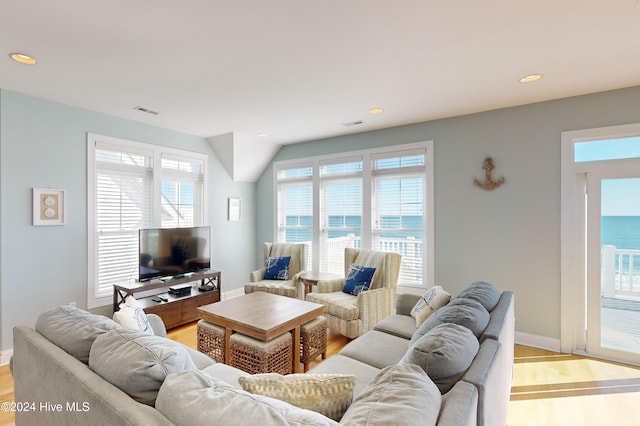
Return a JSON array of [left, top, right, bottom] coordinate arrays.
[[273, 141, 434, 289], [87, 133, 208, 308]]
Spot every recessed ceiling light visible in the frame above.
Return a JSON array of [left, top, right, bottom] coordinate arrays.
[[369, 108, 384, 114], [519, 74, 543, 83], [9, 52, 37, 65], [258, 132, 269, 138]]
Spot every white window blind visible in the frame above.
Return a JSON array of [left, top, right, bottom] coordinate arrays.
[[94, 144, 153, 300], [88, 134, 207, 308], [319, 158, 363, 274], [372, 149, 426, 286], [161, 154, 205, 228], [276, 164, 313, 268], [273, 142, 432, 289]]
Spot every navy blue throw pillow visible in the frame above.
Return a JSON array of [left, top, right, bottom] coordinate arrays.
[[343, 265, 376, 295], [264, 256, 291, 280]]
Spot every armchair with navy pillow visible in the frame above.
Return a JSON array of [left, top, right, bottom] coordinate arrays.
[[244, 243, 307, 298], [306, 248, 402, 339]]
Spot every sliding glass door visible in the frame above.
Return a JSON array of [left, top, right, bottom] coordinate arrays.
[[585, 166, 640, 364]]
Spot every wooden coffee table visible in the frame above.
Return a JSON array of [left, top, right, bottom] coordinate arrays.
[[198, 292, 324, 373]]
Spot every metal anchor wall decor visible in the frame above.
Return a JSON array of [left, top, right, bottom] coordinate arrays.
[[473, 157, 505, 190]]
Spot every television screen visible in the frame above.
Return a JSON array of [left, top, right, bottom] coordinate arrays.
[[139, 226, 211, 282]]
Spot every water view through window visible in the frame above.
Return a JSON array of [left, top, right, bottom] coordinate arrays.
[[599, 178, 640, 355]]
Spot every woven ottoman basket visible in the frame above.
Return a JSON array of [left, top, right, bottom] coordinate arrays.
[[197, 320, 225, 363], [229, 332, 292, 375], [300, 316, 327, 372]]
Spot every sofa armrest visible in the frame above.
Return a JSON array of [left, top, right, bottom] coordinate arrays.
[[316, 278, 345, 293], [438, 381, 478, 426], [147, 313, 167, 337], [396, 293, 421, 316], [461, 339, 505, 426], [249, 268, 266, 282], [357, 287, 392, 332]]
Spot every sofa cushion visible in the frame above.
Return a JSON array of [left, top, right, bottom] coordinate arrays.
[[88, 328, 196, 406], [372, 314, 417, 340], [239, 373, 356, 421], [455, 281, 501, 311], [400, 323, 479, 394], [343, 265, 376, 295], [185, 346, 217, 370], [340, 364, 441, 426], [308, 355, 380, 400], [35, 305, 121, 363], [411, 297, 490, 344], [410, 285, 451, 326], [113, 295, 154, 334], [202, 363, 250, 389], [156, 370, 340, 426], [265, 256, 291, 280], [339, 330, 410, 369]]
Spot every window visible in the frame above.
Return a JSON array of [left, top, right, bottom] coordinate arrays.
[[372, 150, 426, 286], [88, 133, 207, 308], [274, 142, 433, 288], [276, 164, 313, 268]]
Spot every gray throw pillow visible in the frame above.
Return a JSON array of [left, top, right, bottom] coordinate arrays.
[[401, 323, 479, 394], [455, 281, 501, 311], [35, 305, 121, 363], [340, 364, 441, 426], [89, 328, 196, 406], [411, 297, 490, 344]]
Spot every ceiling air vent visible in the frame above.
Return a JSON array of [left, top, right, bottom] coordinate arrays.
[[342, 120, 364, 127], [133, 106, 159, 115]]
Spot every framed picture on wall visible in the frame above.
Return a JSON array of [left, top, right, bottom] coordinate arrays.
[[33, 188, 66, 226], [228, 197, 241, 221]]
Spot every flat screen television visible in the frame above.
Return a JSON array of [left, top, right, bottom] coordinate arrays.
[[138, 226, 211, 282]]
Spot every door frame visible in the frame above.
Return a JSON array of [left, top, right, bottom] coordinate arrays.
[[561, 122, 640, 362]]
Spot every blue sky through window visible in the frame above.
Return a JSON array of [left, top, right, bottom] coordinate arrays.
[[575, 137, 640, 216], [574, 136, 640, 162]]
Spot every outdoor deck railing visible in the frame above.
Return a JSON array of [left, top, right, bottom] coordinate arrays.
[[323, 234, 422, 285], [602, 245, 640, 299]]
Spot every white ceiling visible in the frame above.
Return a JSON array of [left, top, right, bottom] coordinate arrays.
[[3, 1, 640, 181]]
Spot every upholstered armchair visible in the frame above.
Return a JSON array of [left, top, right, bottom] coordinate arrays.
[[244, 242, 308, 298], [306, 248, 402, 339]]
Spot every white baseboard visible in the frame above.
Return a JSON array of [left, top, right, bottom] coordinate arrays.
[[1, 349, 13, 367], [221, 287, 244, 300], [515, 331, 562, 353]]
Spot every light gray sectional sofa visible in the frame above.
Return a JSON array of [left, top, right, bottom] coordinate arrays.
[[11, 281, 514, 426], [315, 283, 515, 426]]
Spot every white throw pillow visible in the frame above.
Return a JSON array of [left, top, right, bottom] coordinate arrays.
[[113, 295, 154, 334], [410, 286, 451, 327]]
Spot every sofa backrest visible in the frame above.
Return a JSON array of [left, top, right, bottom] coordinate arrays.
[[13, 325, 174, 425]]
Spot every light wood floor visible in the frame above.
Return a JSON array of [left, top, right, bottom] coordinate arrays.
[[1, 323, 639, 426]]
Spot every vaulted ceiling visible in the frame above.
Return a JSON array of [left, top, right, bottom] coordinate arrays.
[[3, 1, 640, 181]]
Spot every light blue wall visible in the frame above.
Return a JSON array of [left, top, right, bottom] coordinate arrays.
[[5, 84, 640, 351], [257, 85, 640, 342], [0, 90, 256, 351]]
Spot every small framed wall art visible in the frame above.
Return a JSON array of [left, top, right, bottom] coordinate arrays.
[[228, 197, 241, 221], [33, 188, 66, 226]]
